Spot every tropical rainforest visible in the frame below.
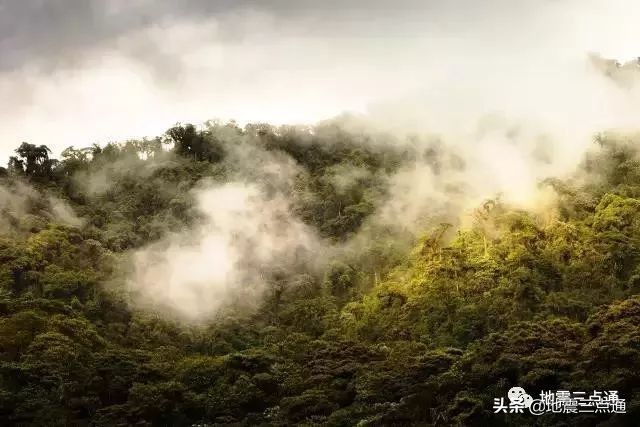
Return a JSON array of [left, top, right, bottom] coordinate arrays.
[[0, 120, 639, 426]]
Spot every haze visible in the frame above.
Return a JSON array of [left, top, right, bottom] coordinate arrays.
[[1, 0, 639, 165]]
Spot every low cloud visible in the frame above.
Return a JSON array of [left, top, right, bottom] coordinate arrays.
[[0, 180, 83, 233], [128, 181, 321, 321]]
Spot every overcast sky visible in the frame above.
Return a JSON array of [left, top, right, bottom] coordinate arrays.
[[1, 0, 639, 163]]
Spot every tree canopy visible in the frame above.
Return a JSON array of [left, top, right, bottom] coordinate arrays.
[[0, 123, 638, 425]]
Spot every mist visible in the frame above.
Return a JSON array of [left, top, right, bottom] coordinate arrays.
[[0, 180, 83, 233], [128, 179, 322, 322], [4, 0, 640, 320], [1, 0, 639, 162]]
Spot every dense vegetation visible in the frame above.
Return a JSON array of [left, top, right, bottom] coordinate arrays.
[[0, 121, 639, 426]]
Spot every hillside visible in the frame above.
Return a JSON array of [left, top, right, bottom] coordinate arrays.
[[0, 122, 639, 426]]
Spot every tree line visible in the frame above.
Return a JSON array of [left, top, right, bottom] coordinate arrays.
[[0, 122, 638, 425]]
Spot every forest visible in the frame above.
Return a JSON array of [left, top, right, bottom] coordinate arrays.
[[0, 119, 639, 426]]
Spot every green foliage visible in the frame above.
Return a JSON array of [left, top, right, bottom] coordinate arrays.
[[8, 143, 57, 181], [1, 126, 639, 425]]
